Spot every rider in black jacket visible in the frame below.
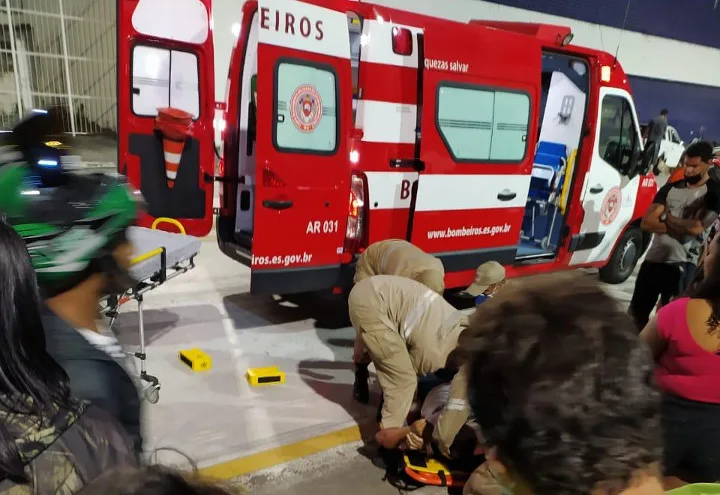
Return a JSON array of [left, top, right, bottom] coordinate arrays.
[[0, 110, 144, 455]]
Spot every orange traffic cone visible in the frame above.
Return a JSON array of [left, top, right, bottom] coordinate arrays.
[[162, 137, 184, 188], [155, 107, 193, 189]]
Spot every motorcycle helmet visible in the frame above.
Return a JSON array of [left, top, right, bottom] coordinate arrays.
[[0, 109, 143, 296]]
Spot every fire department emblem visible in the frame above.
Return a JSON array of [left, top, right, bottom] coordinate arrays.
[[600, 186, 622, 225], [290, 84, 323, 133]]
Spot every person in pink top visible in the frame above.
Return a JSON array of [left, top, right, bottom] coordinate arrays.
[[640, 231, 720, 487]]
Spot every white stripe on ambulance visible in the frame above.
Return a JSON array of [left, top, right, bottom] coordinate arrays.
[[364, 171, 419, 210], [355, 101, 417, 144], [414, 174, 531, 211], [365, 173, 531, 212], [258, 0, 350, 59], [359, 20, 422, 68]]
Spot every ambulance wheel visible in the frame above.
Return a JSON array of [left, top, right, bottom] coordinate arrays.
[[599, 227, 641, 284]]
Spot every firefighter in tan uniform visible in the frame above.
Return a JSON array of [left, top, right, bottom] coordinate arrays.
[[353, 240, 445, 404], [348, 274, 469, 450], [358, 262, 507, 456], [460, 261, 507, 302], [353, 239, 445, 293]]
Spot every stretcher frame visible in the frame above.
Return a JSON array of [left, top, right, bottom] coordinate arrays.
[[99, 218, 199, 404]]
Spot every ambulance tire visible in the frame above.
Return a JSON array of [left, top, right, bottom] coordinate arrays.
[[599, 227, 641, 284]]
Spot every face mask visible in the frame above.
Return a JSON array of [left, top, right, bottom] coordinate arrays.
[[685, 174, 702, 185], [475, 294, 490, 306]]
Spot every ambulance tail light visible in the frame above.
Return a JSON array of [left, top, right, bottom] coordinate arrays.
[[391, 26, 413, 56], [345, 173, 367, 253], [262, 167, 286, 188]]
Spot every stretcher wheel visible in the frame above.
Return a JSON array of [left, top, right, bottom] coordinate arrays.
[[144, 384, 160, 404]]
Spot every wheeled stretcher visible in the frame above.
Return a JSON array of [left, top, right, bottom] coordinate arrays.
[[100, 219, 201, 404]]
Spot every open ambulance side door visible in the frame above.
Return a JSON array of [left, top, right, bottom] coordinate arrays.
[[247, 0, 353, 294], [408, 22, 541, 272], [117, 0, 215, 237], [568, 85, 646, 268]]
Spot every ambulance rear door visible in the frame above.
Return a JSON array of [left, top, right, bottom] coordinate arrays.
[[117, 0, 215, 236], [250, 0, 353, 294], [408, 22, 541, 272]]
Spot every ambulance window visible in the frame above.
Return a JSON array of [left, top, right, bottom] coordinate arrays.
[[131, 45, 200, 119], [274, 62, 338, 154], [437, 84, 530, 162], [598, 95, 640, 173]]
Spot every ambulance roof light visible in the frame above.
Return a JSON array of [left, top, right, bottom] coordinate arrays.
[[555, 31, 574, 46], [601, 65, 612, 83]]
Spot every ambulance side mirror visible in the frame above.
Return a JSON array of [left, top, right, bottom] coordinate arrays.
[[639, 141, 657, 175], [626, 141, 654, 179]]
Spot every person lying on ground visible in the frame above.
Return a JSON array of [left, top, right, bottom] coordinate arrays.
[[0, 221, 137, 494], [462, 274, 663, 495], [370, 363, 480, 460], [353, 239, 445, 404], [403, 271, 508, 457], [348, 275, 470, 449], [640, 231, 720, 488]]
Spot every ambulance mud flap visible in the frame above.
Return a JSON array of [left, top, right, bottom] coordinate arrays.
[[249, 265, 341, 295]]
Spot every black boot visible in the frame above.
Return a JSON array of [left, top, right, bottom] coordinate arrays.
[[353, 363, 370, 404]]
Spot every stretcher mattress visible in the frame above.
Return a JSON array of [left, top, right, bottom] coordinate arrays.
[[128, 226, 201, 281]]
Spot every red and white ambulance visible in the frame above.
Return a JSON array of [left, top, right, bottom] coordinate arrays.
[[118, 0, 659, 295]]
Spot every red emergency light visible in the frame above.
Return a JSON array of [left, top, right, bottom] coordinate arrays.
[[392, 26, 413, 56]]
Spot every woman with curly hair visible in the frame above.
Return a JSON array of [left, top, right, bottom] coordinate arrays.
[[463, 274, 664, 495]]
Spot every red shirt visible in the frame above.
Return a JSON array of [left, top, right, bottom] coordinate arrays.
[[655, 297, 720, 404]]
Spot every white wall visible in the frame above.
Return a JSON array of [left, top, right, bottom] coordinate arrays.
[[209, 0, 720, 147], [0, 0, 116, 132], [370, 0, 720, 88], [538, 72, 586, 154], [211, 0, 720, 99]]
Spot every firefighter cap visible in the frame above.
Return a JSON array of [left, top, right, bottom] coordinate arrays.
[[464, 261, 506, 297]]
